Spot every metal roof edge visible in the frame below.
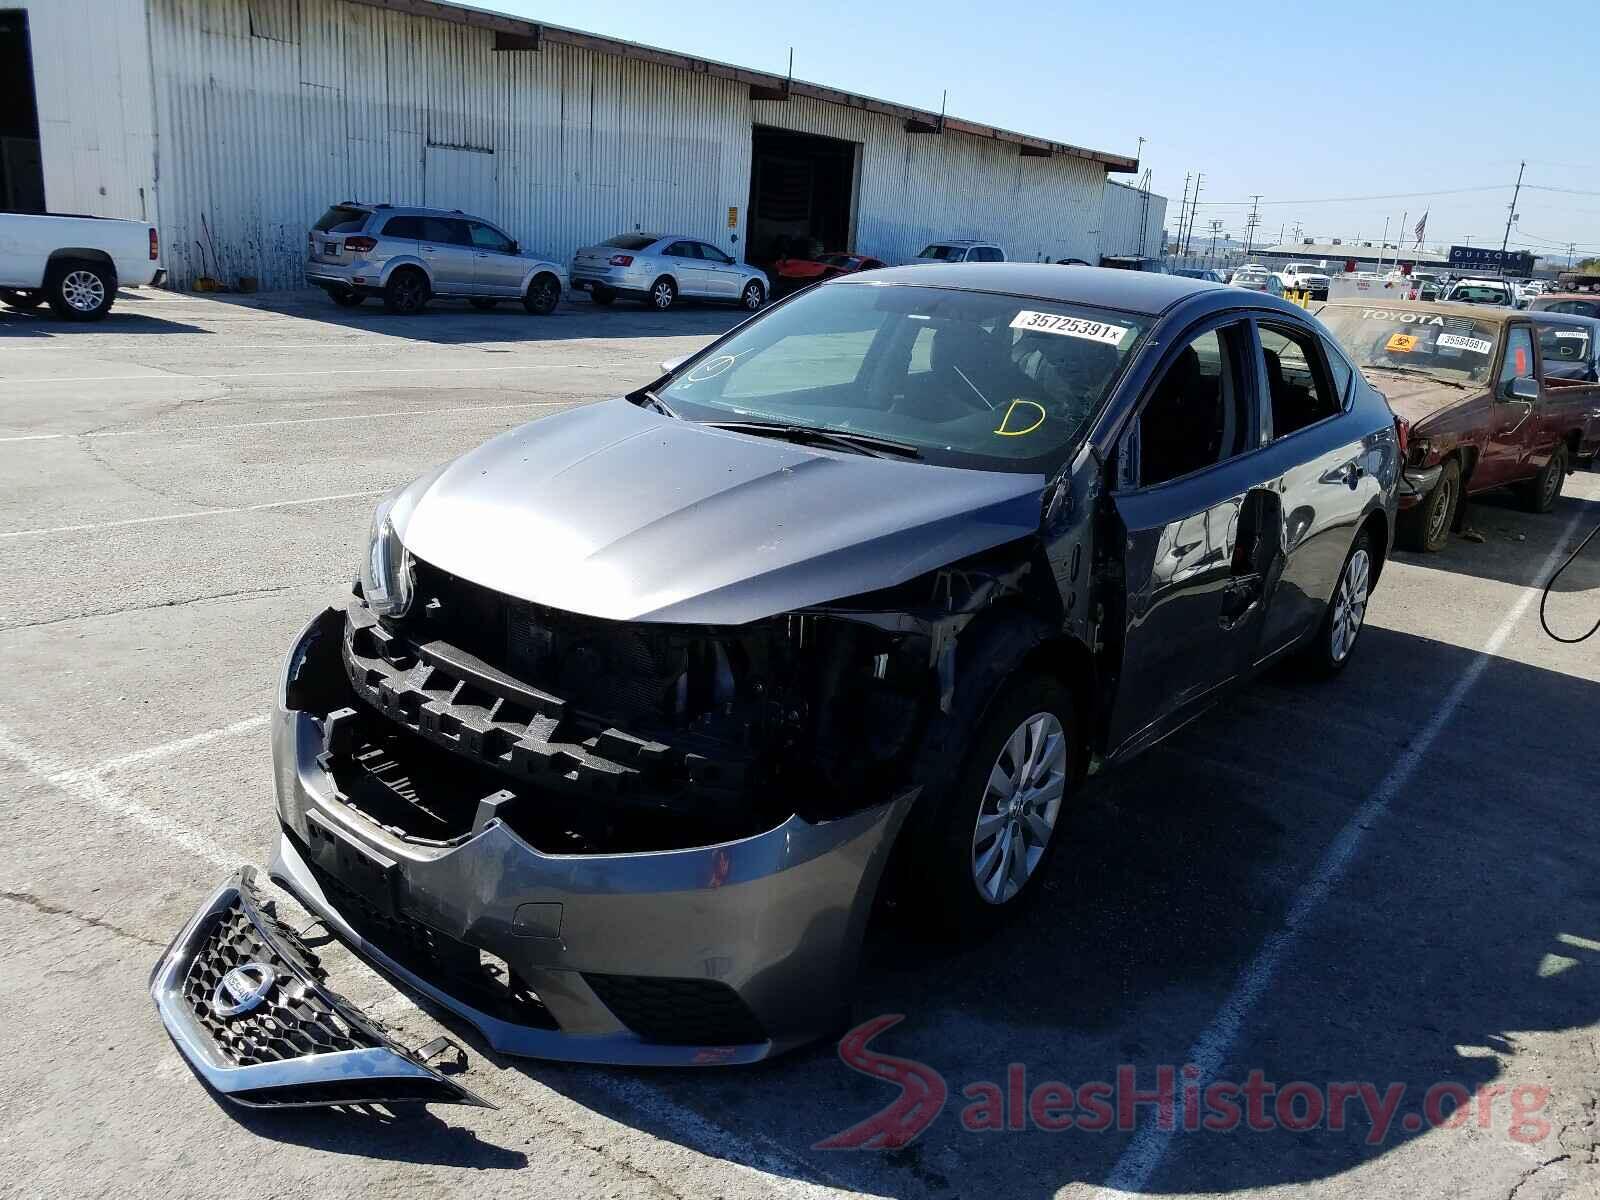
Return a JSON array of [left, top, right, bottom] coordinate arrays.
[[340, 0, 1140, 171]]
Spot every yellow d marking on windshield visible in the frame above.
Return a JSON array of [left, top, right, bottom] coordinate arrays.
[[994, 399, 1047, 437]]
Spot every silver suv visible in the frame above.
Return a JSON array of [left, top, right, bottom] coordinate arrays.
[[306, 203, 567, 315]]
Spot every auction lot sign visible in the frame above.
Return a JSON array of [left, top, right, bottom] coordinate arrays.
[[1448, 245, 1535, 275]]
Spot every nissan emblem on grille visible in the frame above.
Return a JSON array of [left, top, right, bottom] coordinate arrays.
[[212, 962, 276, 1018]]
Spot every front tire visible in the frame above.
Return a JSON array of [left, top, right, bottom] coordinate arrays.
[[382, 269, 430, 314], [915, 672, 1075, 938], [1299, 528, 1373, 678], [648, 277, 677, 310], [740, 280, 765, 311], [47, 260, 116, 321], [0, 288, 45, 312], [1523, 444, 1567, 513], [1399, 458, 1459, 552], [523, 273, 560, 315]]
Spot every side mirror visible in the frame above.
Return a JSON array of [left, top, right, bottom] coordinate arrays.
[[659, 355, 687, 375], [1505, 376, 1539, 402], [510, 242, 520, 255]]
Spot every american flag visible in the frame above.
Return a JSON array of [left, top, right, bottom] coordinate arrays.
[[1414, 211, 1428, 244]]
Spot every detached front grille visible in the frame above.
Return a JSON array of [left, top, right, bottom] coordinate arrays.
[[584, 973, 767, 1046], [181, 899, 368, 1066]]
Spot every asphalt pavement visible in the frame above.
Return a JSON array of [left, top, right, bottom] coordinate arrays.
[[1, 286, 1596, 1200]]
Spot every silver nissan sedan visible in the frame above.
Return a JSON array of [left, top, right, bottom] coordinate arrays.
[[152, 265, 1399, 1102]]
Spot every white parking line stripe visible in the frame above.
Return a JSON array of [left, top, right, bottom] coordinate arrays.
[[2, 362, 597, 384], [0, 488, 388, 540], [86, 715, 269, 774], [1091, 503, 1592, 1198], [0, 723, 237, 870], [0, 401, 563, 444]]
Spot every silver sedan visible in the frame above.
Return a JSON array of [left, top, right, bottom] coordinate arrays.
[[570, 233, 769, 311]]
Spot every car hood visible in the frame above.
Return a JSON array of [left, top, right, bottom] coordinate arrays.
[[393, 399, 1047, 625], [1362, 369, 1478, 425]]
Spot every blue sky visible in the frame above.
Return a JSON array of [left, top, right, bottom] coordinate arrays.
[[487, 0, 1600, 260]]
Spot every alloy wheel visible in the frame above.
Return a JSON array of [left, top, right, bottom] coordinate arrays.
[[652, 281, 675, 309], [970, 712, 1067, 905], [62, 270, 106, 313], [742, 283, 763, 310], [1330, 548, 1370, 663], [529, 279, 559, 314]]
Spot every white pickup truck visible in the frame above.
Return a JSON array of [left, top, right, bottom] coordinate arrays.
[[1277, 262, 1332, 299], [0, 213, 164, 320]]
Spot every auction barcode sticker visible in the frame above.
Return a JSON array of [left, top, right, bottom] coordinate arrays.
[[1437, 333, 1493, 355], [1010, 310, 1129, 346]]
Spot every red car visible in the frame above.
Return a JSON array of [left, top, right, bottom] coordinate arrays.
[[773, 251, 886, 294]]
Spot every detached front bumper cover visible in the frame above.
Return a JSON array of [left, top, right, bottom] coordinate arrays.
[[150, 866, 491, 1109]]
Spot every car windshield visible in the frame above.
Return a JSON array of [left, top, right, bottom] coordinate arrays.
[[657, 282, 1150, 472], [603, 234, 656, 250], [917, 245, 964, 260], [1450, 284, 1509, 304], [1318, 306, 1500, 385], [817, 253, 855, 267]]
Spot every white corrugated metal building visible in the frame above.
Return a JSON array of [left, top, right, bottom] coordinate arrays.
[[4, 0, 1165, 290]]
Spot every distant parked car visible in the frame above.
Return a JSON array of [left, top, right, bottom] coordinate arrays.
[[1278, 262, 1332, 299], [772, 251, 886, 295], [305, 203, 566, 315], [0, 211, 163, 320], [908, 240, 1006, 264], [1442, 277, 1515, 307], [1530, 293, 1600, 318], [570, 234, 769, 311], [1170, 267, 1226, 283], [1230, 265, 1284, 295]]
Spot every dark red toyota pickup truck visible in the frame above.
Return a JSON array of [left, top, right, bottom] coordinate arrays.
[[1316, 299, 1600, 550]]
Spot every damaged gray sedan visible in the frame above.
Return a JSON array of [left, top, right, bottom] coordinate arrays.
[[154, 264, 1400, 1096]]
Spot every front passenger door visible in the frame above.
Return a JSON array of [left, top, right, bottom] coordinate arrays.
[[468, 221, 524, 296], [1105, 319, 1274, 757], [695, 242, 741, 297]]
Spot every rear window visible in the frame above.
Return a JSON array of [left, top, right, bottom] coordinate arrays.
[[603, 234, 656, 250], [1541, 299, 1600, 317], [314, 206, 368, 233], [1538, 326, 1592, 367]]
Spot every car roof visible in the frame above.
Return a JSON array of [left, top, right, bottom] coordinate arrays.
[[335, 203, 487, 219], [1320, 297, 1520, 325], [834, 262, 1233, 315], [921, 240, 998, 248], [1452, 277, 1512, 287]]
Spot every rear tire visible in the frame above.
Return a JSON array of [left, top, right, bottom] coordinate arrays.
[[329, 290, 364, 309], [0, 288, 45, 312], [1298, 527, 1373, 678], [46, 260, 116, 321], [523, 273, 560, 315], [1523, 444, 1567, 513], [1398, 458, 1458, 552], [382, 269, 430, 314], [589, 287, 615, 307], [648, 277, 677, 310], [469, 297, 498, 311]]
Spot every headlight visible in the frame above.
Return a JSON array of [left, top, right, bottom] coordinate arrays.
[[360, 490, 414, 618]]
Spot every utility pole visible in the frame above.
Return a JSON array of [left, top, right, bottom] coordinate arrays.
[[1243, 195, 1262, 258], [1209, 219, 1223, 257], [1568, 242, 1577, 268], [1499, 159, 1525, 275], [1183, 172, 1204, 256], [1174, 173, 1191, 256]]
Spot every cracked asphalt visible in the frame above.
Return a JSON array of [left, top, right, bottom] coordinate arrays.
[[1, 287, 1597, 1200]]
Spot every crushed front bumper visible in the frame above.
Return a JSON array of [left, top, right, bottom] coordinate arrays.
[[270, 610, 916, 1066], [150, 866, 490, 1108]]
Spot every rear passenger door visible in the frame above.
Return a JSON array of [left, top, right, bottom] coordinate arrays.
[[662, 241, 709, 297], [1248, 318, 1374, 658], [1104, 317, 1271, 756], [419, 217, 474, 292]]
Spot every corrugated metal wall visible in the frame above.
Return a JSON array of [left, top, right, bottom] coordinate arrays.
[[1099, 180, 1168, 262], [27, 0, 1153, 289], [15, 0, 159, 223]]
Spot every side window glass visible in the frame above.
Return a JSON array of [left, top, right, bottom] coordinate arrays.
[[421, 217, 469, 245], [1137, 326, 1250, 487], [382, 216, 422, 238], [665, 242, 697, 258], [468, 222, 514, 253], [697, 243, 731, 264], [1321, 335, 1354, 401], [1259, 324, 1339, 437], [1500, 327, 1535, 391]]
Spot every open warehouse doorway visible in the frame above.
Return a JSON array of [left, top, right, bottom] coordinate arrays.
[[0, 10, 46, 212], [745, 126, 858, 270]]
